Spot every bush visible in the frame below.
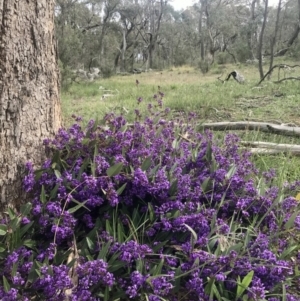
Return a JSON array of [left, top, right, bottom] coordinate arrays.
[[0, 95, 300, 300], [198, 59, 210, 74]]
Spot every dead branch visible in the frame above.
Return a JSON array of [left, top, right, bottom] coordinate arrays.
[[217, 74, 225, 83], [266, 124, 300, 136], [256, 64, 300, 86], [241, 141, 300, 151], [273, 77, 300, 83], [200, 121, 271, 131], [200, 121, 300, 137], [245, 148, 288, 155], [240, 141, 300, 156]]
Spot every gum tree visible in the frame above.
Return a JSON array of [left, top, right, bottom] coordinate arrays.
[[0, 1, 61, 211]]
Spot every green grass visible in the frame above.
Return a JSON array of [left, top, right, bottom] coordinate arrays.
[[61, 61, 300, 186]]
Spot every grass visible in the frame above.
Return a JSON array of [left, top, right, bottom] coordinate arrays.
[[61, 60, 300, 186]]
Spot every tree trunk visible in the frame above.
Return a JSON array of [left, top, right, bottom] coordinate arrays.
[[199, 0, 205, 60], [0, 0, 61, 211], [275, 0, 300, 56], [268, 0, 282, 79], [257, 0, 268, 79]]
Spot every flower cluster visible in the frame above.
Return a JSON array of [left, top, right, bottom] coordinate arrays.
[[1, 96, 300, 300]]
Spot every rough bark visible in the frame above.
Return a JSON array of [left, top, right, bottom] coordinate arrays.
[[0, 0, 61, 211]]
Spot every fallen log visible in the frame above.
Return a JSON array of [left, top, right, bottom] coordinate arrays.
[[241, 141, 300, 151], [246, 148, 287, 155], [240, 141, 300, 155], [267, 124, 300, 137], [200, 122, 300, 137], [200, 121, 270, 131]]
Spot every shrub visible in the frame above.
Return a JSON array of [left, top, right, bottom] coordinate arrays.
[[0, 95, 300, 300], [198, 59, 210, 74]]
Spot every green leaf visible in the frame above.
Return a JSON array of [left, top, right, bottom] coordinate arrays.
[[68, 200, 89, 214], [225, 164, 237, 180], [173, 266, 182, 292], [9, 217, 21, 231], [148, 203, 155, 222], [236, 270, 254, 300], [242, 295, 249, 301], [280, 245, 298, 259], [20, 221, 34, 237], [117, 220, 125, 243], [27, 261, 41, 283], [201, 177, 212, 193], [284, 211, 299, 230], [136, 259, 144, 273], [184, 223, 198, 241], [116, 183, 127, 195], [86, 237, 94, 250], [204, 277, 215, 299], [90, 162, 96, 177], [77, 158, 90, 180], [169, 179, 178, 196], [20, 203, 32, 216], [152, 241, 168, 252], [50, 184, 59, 200], [7, 207, 16, 220], [205, 141, 213, 162], [141, 156, 152, 171], [213, 283, 222, 301], [34, 169, 45, 181], [97, 241, 112, 261], [0, 224, 7, 236], [241, 270, 254, 287], [172, 139, 179, 149], [3, 276, 10, 293], [104, 286, 109, 301], [40, 185, 46, 204], [282, 283, 287, 301], [154, 259, 164, 276], [108, 261, 127, 272], [149, 164, 160, 178], [106, 162, 123, 177], [23, 239, 36, 248], [105, 219, 113, 236], [54, 169, 62, 179]]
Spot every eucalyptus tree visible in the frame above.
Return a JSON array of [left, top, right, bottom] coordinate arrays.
[[275, 0, 300, 56], [0, 1, 61, 210]]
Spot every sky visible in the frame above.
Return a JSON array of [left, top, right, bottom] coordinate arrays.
[[171, 0, 278, 11]]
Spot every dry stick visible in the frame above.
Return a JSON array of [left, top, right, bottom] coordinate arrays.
[[256, 64, 300, 86]]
